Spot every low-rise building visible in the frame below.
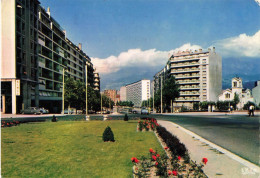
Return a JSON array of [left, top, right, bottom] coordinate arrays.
[[218, 77, 254, 109]]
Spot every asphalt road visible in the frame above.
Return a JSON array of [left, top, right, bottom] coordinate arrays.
[[146, 114, 260, 166]]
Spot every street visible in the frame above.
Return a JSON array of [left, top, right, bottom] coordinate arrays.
[[146, 114, 260, 166]]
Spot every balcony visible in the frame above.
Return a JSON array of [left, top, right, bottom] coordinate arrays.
[[177, 80, 200, 84], [171, 62, 200, 68], [180, 92, 200, 96], [171, 68, 200, 74], [175, 97, 200, 102], [175, 75, 200, 79]]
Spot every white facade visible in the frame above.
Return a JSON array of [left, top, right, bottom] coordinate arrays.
[[219, 77, 254, 109], [120, 86, 127, 101], [252, 81, 260, 106], [169, 48, 222, 109], [125, 80, 150, 107]]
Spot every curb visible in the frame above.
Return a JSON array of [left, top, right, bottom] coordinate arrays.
[[165, 121, 260, 174]]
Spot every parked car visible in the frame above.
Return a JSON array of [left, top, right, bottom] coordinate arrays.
[[132, 110, 138, 114], [141, 108, 149, 115], [21, 107, 41, 114], [40, 107, 49, 114]]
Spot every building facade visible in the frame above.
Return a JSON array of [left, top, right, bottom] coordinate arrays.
[[252, 81, 260, 106], [120, 86, 126, 101], [93, 70, 100, 91], [103, 90, 117, 103], [1, 1, 97, 113], [219, 77, 254, 109], [154, 48, 222, 109], [125, 80, 150, 107]]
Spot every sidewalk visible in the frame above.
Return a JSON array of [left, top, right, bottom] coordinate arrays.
[[158, 120, 260, 178]]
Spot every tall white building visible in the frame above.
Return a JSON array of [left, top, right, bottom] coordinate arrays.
[[120, 86, 127, 101], [125, 80, 150, 107], [168, 48, 222, 109]]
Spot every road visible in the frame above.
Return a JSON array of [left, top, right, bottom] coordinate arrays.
[[147, 114, 259, 166]]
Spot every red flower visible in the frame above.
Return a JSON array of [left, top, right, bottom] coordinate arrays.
[[164, 147, 169, 150], [152, 155, 157, 161], [149, 148, 155, 153], [155, 162, 158, 166], [168, 170, 172, 175], [7, 123, 9, 125], [131, 157, 139, 163], [178, 156, 181, 160], [172, 170, 178, 176], [202, 157, 208, 165], [156, 154, 160, 157]]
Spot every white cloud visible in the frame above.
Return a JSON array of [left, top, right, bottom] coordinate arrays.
[[213, 30, 260, 57], [255, 0, 260, 6], [92, 43, 202, 74]]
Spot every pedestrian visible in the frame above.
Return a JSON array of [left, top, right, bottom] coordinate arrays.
[[249, 105, 254, 117], [230, 106, 233, 113]]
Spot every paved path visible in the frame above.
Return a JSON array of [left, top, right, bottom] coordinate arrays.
[[158, 120, 260, 178]]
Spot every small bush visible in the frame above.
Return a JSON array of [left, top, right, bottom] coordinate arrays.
[[102, 126, 115, 142], [52, 115, 57, 122], [124, 114, 128, 121]]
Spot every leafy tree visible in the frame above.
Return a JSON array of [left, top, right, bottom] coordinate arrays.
[[233, 93, 240, 110], [162, 76, 180, 106], [216, 101, 230, 111], [117, 101, 134, 107], [193, 102, 199, 111]]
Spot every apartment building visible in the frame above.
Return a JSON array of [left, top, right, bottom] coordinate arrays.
[[104, 90, 117, 103], [125, 80, 151, 107], [93, 70, 100, 91], [154, 48, 222, 109], [1, 0, 97, 113]]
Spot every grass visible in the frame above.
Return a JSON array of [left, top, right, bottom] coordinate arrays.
[[1, 120, 163, 177]]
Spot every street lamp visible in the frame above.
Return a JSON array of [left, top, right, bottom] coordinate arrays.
[[85, 62, 90, 120], [161, 75, 163, 114], [62, 67, 68, 115]]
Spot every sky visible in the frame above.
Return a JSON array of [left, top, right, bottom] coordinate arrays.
[[40, 0, 260, 90]]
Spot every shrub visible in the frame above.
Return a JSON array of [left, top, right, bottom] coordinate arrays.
[[102, 126, 115, 142], [52, 115, 57, 122], [124, 114, 128, 121], [156, 125, 187, 157]]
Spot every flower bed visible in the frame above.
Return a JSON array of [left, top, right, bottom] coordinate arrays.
[[1, 120, 20, 128], [132, 118, 207, 177]]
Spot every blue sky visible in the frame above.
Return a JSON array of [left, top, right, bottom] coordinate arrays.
[[40, 0, 260, 90]]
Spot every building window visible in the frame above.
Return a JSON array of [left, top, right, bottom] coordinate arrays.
[[233, 82, 237, 87], [225, 93, 230, 99]]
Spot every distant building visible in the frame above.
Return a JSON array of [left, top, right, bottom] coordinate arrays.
[[252, 81, 260, 106], [125, 79, 150, 107], [154, 48, 222, 109], [104, 90, 117, 103], [219, 77, 254, 109], [120, 86, 127, 101]]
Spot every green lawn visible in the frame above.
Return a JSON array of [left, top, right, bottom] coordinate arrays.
[[1, 120, 163, 177]]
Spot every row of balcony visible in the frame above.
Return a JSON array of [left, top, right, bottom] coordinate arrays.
[[171, 62, 200, 68], [180, 92, 200, 96], [175, 74, 200, 79], [177, 80, 200, 84], [171, 68, 200, 74]]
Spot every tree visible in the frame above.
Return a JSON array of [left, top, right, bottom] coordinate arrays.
[[162, 76, 180, 111], [233, 93, 240, 110]]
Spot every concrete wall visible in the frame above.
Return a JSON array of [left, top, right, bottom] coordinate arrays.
[[208, 51, 222, 102], [1, 0, 16, 79]]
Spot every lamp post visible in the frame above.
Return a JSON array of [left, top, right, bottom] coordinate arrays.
[[86, 63, 88, 116], [62, 67, 65, 115], [161, 75, 163, 114], [153, 83, 154, 113], [101, 93, 103, 115]]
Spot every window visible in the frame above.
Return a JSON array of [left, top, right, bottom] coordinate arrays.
[[233, 82, 237, 87], [225, 93, 230, 99]]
